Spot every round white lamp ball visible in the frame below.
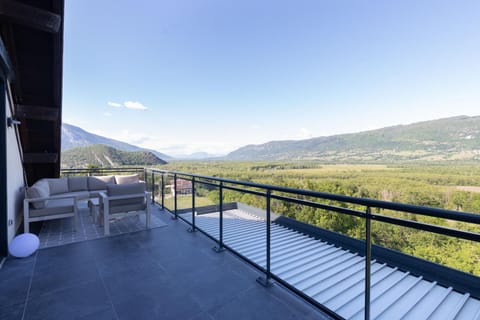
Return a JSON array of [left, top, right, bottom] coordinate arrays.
[[9, 233, 40, 258]]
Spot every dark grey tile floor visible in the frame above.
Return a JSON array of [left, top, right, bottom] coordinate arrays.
[[0, 208, 332, 320]]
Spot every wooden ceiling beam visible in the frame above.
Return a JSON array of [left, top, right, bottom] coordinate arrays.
[[23, 153, 58, 164], [16, 104, 59, 121], [0, 1, 61, 34]]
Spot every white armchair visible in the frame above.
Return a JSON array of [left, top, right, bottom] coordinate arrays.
[[99, 183, 151, 235]]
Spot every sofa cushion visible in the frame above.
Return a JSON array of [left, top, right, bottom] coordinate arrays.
[[68, 176, 88, 192], [89, 190, 106, 199], [26, 180, 50, 209], [115, 174, 140, 185], [47, 178, 69, 195], [106, 183, 146, 208], [107, 182, 146, 196], [88, 176, 115, 190], [62, 191, 90, 201]]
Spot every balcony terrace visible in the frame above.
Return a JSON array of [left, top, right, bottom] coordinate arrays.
[[0, 202, 330, 320], [3, 167, 480, 320]]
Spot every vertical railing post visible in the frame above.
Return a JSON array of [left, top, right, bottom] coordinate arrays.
[[173, 173, 178, 219], [188, 177, 196, 232], [161, 173, 165, 209], [151, 171, 155, 204], [257, 189, 272, 287], [143, 168, 147, 189], [365, 206, 372, 320], [213, 181, 225, 252]]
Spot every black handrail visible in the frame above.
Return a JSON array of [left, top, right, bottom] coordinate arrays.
[[148, 168, 480, 225], [61, 167, 145, 176]]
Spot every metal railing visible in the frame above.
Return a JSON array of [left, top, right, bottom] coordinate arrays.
[[59, 167, 480, 319], [145, 168, 480, 320], [61, 167, 146, 177]]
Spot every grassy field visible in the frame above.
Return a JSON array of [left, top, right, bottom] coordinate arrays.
[[162, 195, 215, 211]]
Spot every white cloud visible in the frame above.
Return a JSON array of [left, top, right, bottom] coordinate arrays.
[[107, 101, 122, 107], [124, 101, 148, 110], [107, 100, 148, 111]]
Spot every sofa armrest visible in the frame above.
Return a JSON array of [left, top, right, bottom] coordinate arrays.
[[24, 194, 79, 204], [100, 192, 150, 202], [23, 193, 78, 234]]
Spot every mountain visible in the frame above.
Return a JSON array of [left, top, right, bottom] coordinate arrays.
[[62, 123, 173, 160], [175, 152, 224, 160], [61, 144, 167, 168], [226, 115, 480, 162]]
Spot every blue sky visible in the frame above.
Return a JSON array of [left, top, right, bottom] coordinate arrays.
[[63, 0, 480, 156]]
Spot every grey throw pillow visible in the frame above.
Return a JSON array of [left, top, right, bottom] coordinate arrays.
[[47, 178, 69, 195], [68, 176, 88, 191], [88, 176, 115, 190], [26, 180, 50, 209], [115, 174, 140, 185]]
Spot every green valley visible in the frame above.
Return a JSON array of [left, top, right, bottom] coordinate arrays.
[[161, 161, 480, 275]]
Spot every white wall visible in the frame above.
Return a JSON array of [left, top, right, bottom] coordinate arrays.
[[5, 93, 25, 242]]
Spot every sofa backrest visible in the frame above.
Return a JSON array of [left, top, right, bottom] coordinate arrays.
[[106, 182, 146, 208], [47, 178, 69, 195], [88, 175, 115, 190]]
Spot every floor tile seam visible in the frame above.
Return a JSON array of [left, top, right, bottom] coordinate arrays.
[[179, 254, 268, 315], [20, 251, 38, 320], [32, 258, 98, 276], [26, 277, 106, 305], [94, 255, 121, 320], [210, 282, 305, 319], [96, 260, 169, 281], [188, 285, 243, 317]]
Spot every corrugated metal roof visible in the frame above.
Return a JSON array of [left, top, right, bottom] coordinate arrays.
[[181, 209, 480, 320]]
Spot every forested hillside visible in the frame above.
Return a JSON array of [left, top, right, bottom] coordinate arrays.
[[226, 115, 480, 161], [62, 144, 167, 168]]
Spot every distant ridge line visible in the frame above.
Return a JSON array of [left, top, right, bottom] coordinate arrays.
[[225, 115, 480, 162]]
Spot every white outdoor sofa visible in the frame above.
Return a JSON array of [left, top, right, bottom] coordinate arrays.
[[23, 174, 147, 233]]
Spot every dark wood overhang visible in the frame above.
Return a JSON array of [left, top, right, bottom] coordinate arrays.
[[0, 0, 64, 185]]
